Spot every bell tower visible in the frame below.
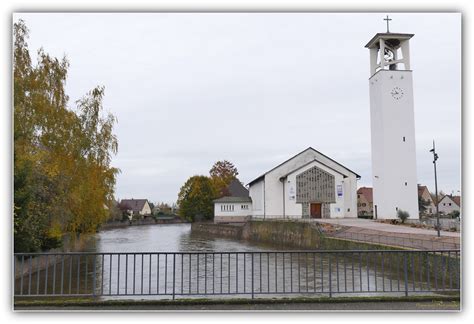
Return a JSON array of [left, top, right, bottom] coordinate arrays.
[[366, 16, 419, 220]]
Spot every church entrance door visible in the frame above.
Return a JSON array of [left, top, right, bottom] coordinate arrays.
[[310, 203, 322, 218]]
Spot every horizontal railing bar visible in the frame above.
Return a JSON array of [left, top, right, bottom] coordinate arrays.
[[15, 288, 460, 298], [13, 249, 460, 256]]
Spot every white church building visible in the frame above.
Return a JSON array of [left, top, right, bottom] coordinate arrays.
[[214, 147, 360, 223], [248, 147, 359, 219], [214, 18, 422, 223]]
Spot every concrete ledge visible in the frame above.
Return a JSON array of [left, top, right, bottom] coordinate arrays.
[[14, 294, 460, 309]]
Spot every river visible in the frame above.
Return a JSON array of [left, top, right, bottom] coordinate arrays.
[[16, 224, 451, 299], [95, 223, 279, 253]]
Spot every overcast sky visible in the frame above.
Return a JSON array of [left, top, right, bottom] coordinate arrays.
[[14, 13, 461, 204]]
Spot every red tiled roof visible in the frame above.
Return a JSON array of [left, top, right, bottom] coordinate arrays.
[[452, 195, 461, 207], [418, 185, 429, 197], [357, 187, 373, 203]]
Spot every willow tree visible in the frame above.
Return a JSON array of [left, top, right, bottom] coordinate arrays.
[[13, 20, 119, 252]]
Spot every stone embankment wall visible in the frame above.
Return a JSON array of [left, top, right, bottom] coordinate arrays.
[[191, 221, 389, 250], [191, 223, 243, 240], [101, 217, 188, 230], [241, 221, 324, 249]]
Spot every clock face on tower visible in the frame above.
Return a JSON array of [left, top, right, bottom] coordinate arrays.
[[391, 86, 404, 100]]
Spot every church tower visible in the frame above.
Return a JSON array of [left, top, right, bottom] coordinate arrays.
[[365, 17, 419, 219]]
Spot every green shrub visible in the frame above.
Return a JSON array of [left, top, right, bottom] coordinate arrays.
[[450, 210, 460, 219], [397, 210, 410, 224]]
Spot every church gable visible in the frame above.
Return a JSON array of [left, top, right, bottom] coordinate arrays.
[[248, 147, 360, 186], [296, 165, 336, 203]]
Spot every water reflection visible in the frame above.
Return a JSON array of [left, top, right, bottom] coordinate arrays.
[[96, 224, 279, 253]]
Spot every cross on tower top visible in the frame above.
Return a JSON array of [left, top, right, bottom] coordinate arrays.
[[384, 15, 392, 33]]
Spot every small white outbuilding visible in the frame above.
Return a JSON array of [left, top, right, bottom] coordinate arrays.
[[214, 179, 252, 223]]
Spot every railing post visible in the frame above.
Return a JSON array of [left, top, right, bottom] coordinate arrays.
[[172, 254, 176, 300], [328, 254, 332, 298], [251, 253, 254, 299], [403, 252, 409, 297], [92, 254, 97, 297]]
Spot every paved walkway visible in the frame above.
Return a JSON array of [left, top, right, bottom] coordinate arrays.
[[314, 219, 460, 250]]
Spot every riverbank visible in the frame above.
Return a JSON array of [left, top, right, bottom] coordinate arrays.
[[14, 295, 460, 311], [191, 221, 391, 250], [192, 220, 460, 250], [100, 217, 189, 230]]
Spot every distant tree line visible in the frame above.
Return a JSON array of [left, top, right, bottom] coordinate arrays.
[[177, 160, 239, 222], [13, 20, 119, 252]]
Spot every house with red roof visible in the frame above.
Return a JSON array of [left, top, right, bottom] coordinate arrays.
[[438, 195, 461, 215], [357, 187, 373, 217], [418, 185, 436, 215]]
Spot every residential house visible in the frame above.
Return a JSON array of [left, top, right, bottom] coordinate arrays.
[[119, 199, 152, 218], [417, 185, 435, 215], [438, 195, 461, 215], [357, 187, 373, 217]]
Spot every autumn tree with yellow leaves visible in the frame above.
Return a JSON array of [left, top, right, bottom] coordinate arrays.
[[13, 20, 119, 252]]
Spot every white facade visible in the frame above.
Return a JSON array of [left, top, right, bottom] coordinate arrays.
[[367, 33, 419, 220], [140, 201, 152, 215], [248, 147, 359, 219], [214, 200, 252, 223], [438, 196, 460, 215], [214, 202, 252, 217]]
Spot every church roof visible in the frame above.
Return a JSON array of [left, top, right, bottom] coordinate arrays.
[[365, 33, 414, 49], [248, 147, 361, 186]]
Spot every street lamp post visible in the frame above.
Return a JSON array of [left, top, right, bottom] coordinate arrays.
[[430, 140, 440, 237]]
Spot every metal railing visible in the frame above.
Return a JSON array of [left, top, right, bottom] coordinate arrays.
[[333, 231, 460, 250], [14, 250, 460, 299]]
